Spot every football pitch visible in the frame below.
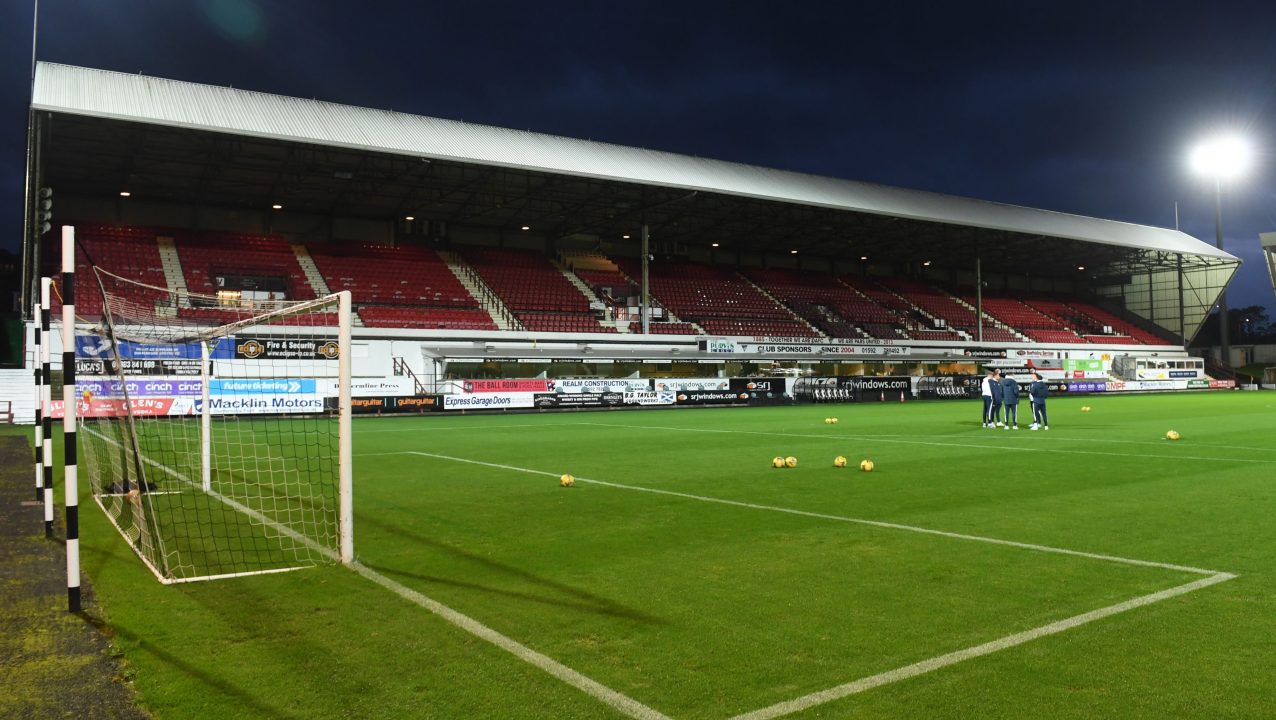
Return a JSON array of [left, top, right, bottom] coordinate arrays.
[[64, 392, 1276, 718]]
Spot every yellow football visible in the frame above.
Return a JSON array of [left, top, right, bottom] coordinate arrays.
[[772, 456, 786, 468], [1081, 406, 1091, 413], [559, 474, 575, 487], [1166, 430, 1180, 441], [860, 459, 875, 472], [830, 417, 839, 425], [784, 456, 798, 468], [833, 456, 848, 468]]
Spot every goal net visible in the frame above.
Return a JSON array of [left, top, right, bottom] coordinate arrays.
[[72, 266, 352, 584]]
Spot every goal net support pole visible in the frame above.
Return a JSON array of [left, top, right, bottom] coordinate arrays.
[[62, 227, 81, 612], [42, 277, 54, 538], [338, 290, 353, 564]]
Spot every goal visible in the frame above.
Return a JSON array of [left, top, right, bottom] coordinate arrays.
[[72, 260, 353, 584]]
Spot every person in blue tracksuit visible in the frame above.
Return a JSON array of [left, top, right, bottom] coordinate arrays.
[[987, 369, 1004, 427], [1000, 373, 1020, 430], [1028, 370, 1049, 430], [981, 368, 998, 427]]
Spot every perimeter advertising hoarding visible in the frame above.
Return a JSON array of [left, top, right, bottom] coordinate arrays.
[[76, 358, 203, 376], [555, 378, 652, 394], [350, 395, 440, 414], [442, 393, 537, 410], [698, 337, 908, 356], [532, 393, 624, 409], [673, 390, 751, 405], [463, 379, 552, 393]]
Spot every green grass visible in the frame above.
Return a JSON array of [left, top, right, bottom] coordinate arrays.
[[41, 392, 1276, 718]]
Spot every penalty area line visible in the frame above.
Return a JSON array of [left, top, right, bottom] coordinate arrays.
[[729, 572, 1237, 720]]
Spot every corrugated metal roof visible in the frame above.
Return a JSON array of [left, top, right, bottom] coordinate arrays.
[[32, 62, 1236, 261]]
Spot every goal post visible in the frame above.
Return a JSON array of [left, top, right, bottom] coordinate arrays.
[[67, 238, 353, 585]]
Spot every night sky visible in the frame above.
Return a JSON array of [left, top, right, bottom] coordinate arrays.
[[3, 0, 1275, 313]]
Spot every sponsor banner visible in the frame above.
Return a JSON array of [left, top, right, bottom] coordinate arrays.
[[1210, 379, 1237, 389], [728, 377, 791, 401], [623, 391, 676, 406], [210, 378, 316, 395], [79, 378, 203, 398], [1187, 379, 1210, 389], [463, 379, 551, 393], [75, 337, 234, 360], [1068, 381, 1108, 393], [49, 397, 190, 419], [818, 345, 910, 356], [352, 378, 417, 397], [1063, 359, 1108, 379], [555, 378, 652, 394], [351, 395, 440, 414], [441, 393, 537, 410], [77, 358, 203, 376], [699, 337, 905, 356], [234, 337, 340, 360], [674, 390, 751, 405], [533, 392, 624, 409], [1013, 349, 1060, 360], [961, 348, 1008, 359], [1169, 370, 1199, 379], [838, 376, 912, 393], [207, 395, 326, 414], [653, 379, 732, 392]]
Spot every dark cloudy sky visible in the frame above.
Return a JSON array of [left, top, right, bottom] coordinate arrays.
[[3, 0, 1275, 312]]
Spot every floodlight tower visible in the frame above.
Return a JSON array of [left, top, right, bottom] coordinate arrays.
[[1189, 135, 1251, 366]]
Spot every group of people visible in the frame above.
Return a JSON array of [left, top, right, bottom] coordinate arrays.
[[981, 368, 1049, 430]]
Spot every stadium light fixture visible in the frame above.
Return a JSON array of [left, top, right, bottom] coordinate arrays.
[[404, 215, 414, 221], [271, 204, 283, 210], [1188, 132, 1252, 367], [922, 260, 931, 266], [1077, 265, 1086, 271], [860, 256, 868, 261], [790, 249, 798, 255], [119, 191, 131, 197], [521, 225, 531, 231], [622, 234, 631, 239], [1189, 135, 1252, 182], [711, 242, 719, 247]]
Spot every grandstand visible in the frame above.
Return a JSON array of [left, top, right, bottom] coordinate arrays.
[[21, 62, 1239, 358]]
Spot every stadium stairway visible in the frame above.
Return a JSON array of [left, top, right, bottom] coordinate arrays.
[[550, 258, 625, 333], [293, 244, 363, 326], [949, 294, 1029, 342], [155, 236, 190, 307], [437, 250, 522, 330], [737, 273, 826, 337]]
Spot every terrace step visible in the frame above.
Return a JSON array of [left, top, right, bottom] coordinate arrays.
[[155, 236, 190, 307], [292, 244, 362, 326], [550, 259, 616, 333], [438, 250, 521, 331]]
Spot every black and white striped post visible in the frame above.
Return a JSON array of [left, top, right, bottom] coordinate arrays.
[[61, 226, 81, 612], [33, 281, 43, 503], [42, 277, 54, 538]]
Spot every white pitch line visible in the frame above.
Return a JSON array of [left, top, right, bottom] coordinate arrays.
[[82, 433, 669, 720], [729, 572, 1237, 720], [399, 451, 1224, 576], [579, 422, 1276, 464], [349, 563, 672, 720]]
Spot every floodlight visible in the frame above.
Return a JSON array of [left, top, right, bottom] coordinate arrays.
[[1189, 135, 1252, 181]]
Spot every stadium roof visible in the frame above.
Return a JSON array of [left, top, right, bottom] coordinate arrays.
[[32, 62, 1235, 263]]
